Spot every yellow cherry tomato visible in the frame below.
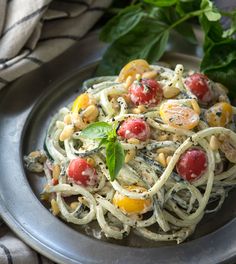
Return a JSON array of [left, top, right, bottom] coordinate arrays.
[[113, 186, 151, 215], [160, 101, 200, 130], [118, 59, 150, 83], [71, 93, 89, 113], [205, 102, 233, 127]]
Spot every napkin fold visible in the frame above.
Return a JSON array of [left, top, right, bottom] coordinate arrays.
[[0, 0, 111, 263], [0, 0, 111, 90]]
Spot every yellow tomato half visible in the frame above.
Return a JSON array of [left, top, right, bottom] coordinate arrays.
[[118, 59, 150, 83], [160, 101, 199, 130], [113, 185, 151, 214], [71, 93, 90, 113], [205, 102, 233, 127]]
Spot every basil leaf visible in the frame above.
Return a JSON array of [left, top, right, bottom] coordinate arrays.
[[176, 0, 201, 16], [202, 62, 236, 98], [106, 141, 125, 181], [100, 5, 144, 43], [80, 122, 112, 139], [97, 17, 168, 75], [201, 0, 221, 21], [144, 0, 177, 7]]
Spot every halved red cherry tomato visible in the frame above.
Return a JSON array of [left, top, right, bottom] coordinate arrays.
[[176, 148, 208, 182], [129, 79, 163, 106], [67, 158, 97, 186], [185, 73, 212, 103], [117, 118, 150, 141]]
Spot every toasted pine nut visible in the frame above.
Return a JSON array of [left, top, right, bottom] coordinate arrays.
[[110, 98, 120, 111], [70, 202, 80, 210], [157, 152, 166, 167], [71, 112, 86, 130], [56, 120, 65, 129], [51, 199, 60, 215], [156, 147, 175, 154], [29, 151, 41, 158], [122, 94, 132, 105], [125, 149, 136, 163], [52, 164, 60, 180], [64, 114, 72, 125], [127, 138, 140, 144], [59, 125, 74, 141], [166, 155, 173, 165], [219, 95, 228, 102], [142, 70, 157, 79], [132, 108, 141, 114], [210, 135, 220, 151], [191, 99, 201, 115], [82, 105, 99, 122], [124, 75, 133, 89], [86, 157, 96, 167], [156, 133, 169, 141], [163, 86, 180, 99], [138, 105, 146, 113]]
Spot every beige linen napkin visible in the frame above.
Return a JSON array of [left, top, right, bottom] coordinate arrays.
[[0, 0, 111, 263], [0, 0, 111, 90]]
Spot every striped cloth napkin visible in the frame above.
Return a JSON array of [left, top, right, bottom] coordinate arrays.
[[0, 0, 111, 263], [0, 0, 111, 90]]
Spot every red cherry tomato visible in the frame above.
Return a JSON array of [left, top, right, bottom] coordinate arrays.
[[185, 73, 212, 103], [176, 149, 207, 182], [129, 79, 163, 106], [67, 158, 97, 186], [117, 118, 150, 141]]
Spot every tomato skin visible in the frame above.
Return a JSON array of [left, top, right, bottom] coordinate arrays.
[[117, 118, 150, 141], [67, 158, 97, 186], [129, 79, 163, 106], [185, 73, 212, 103], [176, 149, 207, 182], [113, 186, 151, 214]]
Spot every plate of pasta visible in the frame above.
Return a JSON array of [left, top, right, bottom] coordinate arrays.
[[1, 32, 236, 264]]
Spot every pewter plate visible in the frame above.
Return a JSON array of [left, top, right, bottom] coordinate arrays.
[[0, 32, 236, 264]]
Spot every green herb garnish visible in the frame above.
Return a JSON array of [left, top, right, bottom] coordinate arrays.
[[80, 122, 125, 181], [97, 0, 236, 97]]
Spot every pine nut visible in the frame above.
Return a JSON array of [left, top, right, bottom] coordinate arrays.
[[64, 114, 72, 125], [124, 75, 133, 89], [163, 86, 180, 99], [219, 95, 228, 102], [86, 157, 96, 167], [52, 164, 61, 180], [166, 155, 173, 165], [156, 147, 175, 154], [72, 112, 86, 130], [138, 105, 146, 113], [59, 125, 74, 141], [127, 138, 140, 144], [132, 108, 141, 114], [70, 202, 79, 210], [51, 199, 60, 216], [191, 99, 201, 115], [157, 152, 166, 167], [210, 135, 220, 151], [29, 151, 41, 158], [142, 70, 157, 79], [82, 105, 99, 123], [125, 149, 136, 163]]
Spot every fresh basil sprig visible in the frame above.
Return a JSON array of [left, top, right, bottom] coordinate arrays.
[[97, 0, 236, 97], [80, 122, 124, 181]]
